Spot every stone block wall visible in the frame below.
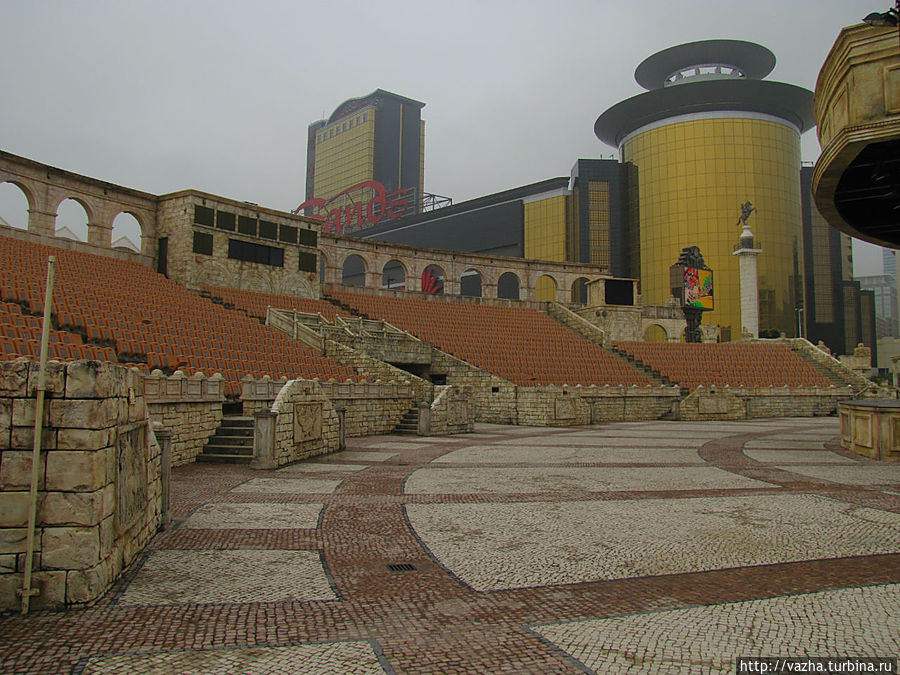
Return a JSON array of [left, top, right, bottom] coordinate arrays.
[[144, 371, 225, 466], [270, 380, 341, 466], [428, 385, 477, 435], [0, 359, 161, 611], [516, 386, 593, 426], [582, 386, 680, 423], [428, 351, 518, 424], [734, 386, 853, 418], [324, 339, 433, 405], [679, 387, 747, 421], [241, 376, 414, 438]]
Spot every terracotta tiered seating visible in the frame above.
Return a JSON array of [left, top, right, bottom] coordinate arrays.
[[328, 288, 654, 387], [613, 341, 834, 390], [0, 236, 360, 396]]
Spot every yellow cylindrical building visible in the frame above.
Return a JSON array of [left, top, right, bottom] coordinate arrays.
[[596, 40, 814, 340]]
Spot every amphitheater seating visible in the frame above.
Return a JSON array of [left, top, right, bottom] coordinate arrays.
[[201, 284, 346, 322], [0, 236, 359, 396], [328, 288, 655, 387], [614, 341, 834, 390]]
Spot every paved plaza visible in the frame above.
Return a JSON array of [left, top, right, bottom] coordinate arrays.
[[2, 418, 899, 673]]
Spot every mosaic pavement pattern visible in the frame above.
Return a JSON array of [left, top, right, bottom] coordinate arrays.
[[81, 641, 387, 674], [533, 584, 900, 674], [3, 417, 900, 674]]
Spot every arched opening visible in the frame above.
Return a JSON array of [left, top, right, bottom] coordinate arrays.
[[382, 260, 406, 290], [643, 324, 668, 343], [421, 264, 445, 295], [111, 212, 142, 251], [342, 254, 367, 286], [0, 182, 30, 230], [572, 277, 588, 305], [55, 198, 89, 241], [497, 272, 520, 300], [460, 269, 482, 297], [534, 275, 558, 302]]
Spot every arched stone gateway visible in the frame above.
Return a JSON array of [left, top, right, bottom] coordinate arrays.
[[342, 254, 367, 287]]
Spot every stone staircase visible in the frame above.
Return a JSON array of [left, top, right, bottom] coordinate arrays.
[[393, 407, 419, 435], [196, 416, 255, 463]]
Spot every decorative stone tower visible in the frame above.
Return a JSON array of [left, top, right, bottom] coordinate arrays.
[[732, 201, 762, 338]]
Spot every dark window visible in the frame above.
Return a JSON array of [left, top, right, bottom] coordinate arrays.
[[193, 231, 214, 256], [157, 237, 168, 277], [228, 239, 283, 267], [298, 251, 317, 272], [193, 205, 214, 227], [279, 224, 298, 243], [216, 210, 236, 231], [259, 220, 278, 240], [238, 215, 257, 236], [298, 229, 318, 247], [605, 279, 634, 306]]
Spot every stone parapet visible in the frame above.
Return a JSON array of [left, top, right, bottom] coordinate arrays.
[[268, 380, 341, 466], [839, 399, 900, 461], [429, 385, 476, 435], [0, 359, 161, 611]]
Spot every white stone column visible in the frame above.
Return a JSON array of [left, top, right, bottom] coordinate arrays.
[[732, 223, 762, 338]]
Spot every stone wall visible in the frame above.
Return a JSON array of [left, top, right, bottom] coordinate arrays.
[[427, 385, 476, 435], [240, 376, 414, 438], [581, 385, 680, 423], [323, 339, 433, 405], [839, 401, 900, 462], [679, 387, 747, 421], [144, 371, 225, 466], [270, 380, 341, 466], [427, 350, 518, 424], [0, 359, 161, 611], [734, 386, 853, 418], [320, 381, 414, 437], [155, 191, 321, 298], [516, 386, 593, 426]]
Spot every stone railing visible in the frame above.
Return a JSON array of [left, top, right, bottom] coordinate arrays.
[[546, 302, 609, 347], [516, 384, 680, 426], [265, 308, 325, 352], [144, 370, 225, 466]]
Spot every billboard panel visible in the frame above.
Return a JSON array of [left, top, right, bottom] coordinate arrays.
[[684, 266, 713, 310]]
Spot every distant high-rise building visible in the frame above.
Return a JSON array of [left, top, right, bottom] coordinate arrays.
[[302, 90, 425, 235]]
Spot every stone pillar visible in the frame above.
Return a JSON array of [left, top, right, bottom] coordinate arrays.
[[334, 405, 346, 450], [417, 401, 431, 436], [27, 209, 56, 237], [251, 409, 277, 470], [153, 424, 173, 531], [87, 223, 112, 248], [732, 223, 762, 338]]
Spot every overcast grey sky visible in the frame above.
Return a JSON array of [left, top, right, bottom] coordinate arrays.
[[0, 0, 888, 273]]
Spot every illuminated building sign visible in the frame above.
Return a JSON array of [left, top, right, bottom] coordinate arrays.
[[683, 266, 714, 310], [294, 181, 413, 234]]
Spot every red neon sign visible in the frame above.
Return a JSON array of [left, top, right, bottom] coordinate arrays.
[[294, 181, 412, 234]]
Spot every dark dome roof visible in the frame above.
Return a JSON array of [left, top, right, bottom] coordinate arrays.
[[634, 39, 776, 90]]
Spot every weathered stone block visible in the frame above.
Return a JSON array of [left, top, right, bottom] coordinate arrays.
[[0, 359, 29, 396], [0, 450, 46, 490], [66, 558, 115, 604], [40, 490, 105, 527], [0, 528, 29, 555], [49, 398, 118, 430], [65, 361, 124, 399], [0, 492, 31, 528], [0, 553, 15, 573], [10, 425, 57, 451], [45, 449, 109, 492], [30, 569, 67, 610], [27, 360, 67, 397], [56, 427, 112, 451], [42, 526, 100, 569]]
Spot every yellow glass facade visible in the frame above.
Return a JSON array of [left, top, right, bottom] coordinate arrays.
[[534, 275, 558, 302], [588, 180, 610, 268], [524, 195, 569, 261], [623, 116, 803, 340], [313, 109, 376, 206]]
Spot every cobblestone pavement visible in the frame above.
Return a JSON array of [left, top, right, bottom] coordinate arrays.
[[2, 417, 899, 673]]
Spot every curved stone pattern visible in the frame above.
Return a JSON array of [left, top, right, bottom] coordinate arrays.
[[2, 418, 899, 673]]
